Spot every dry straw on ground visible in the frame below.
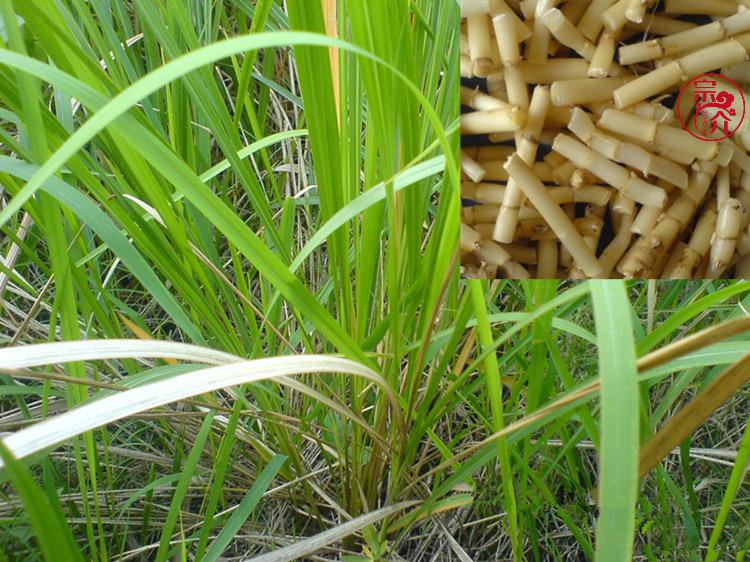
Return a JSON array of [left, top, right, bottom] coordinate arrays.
[[461, 0, 750, 278]]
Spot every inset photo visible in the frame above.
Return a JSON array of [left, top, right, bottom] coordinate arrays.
[[461, 0, 750, 279], [0, 1, 458, 560]]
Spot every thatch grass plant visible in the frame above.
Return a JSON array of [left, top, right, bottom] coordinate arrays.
[[4, 1, 750, 561], [0, 0, 459, 559]]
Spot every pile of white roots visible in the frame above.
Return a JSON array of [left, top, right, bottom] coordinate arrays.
[[461, 0, 750, 278]]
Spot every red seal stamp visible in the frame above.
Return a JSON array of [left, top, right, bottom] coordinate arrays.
[[676, 73, 745, 142]]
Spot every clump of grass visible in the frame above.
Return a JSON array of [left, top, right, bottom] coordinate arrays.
[[4, 1, 750, 561], [0, 0, 459, 559]]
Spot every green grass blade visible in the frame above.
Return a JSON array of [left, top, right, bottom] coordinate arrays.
[[705, 413, 750, 561], [154, 411, 215, 562], [591, 281, 640, 562], [468, 279, 519, 559], [0, 441, 85, 562], [203, 454, 287, 562]]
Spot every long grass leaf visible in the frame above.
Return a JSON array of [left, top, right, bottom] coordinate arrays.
[[0, 441, 85, 562], [591, 281, 639, 562], [154, 411, 216, 561], [246, 501, 418, 562], [468, 280, 519, 558], [705, 412, 750, 561], [0, 347, 393, 469], [203, 455, 287, 562], [0, 339, 242, 368]]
